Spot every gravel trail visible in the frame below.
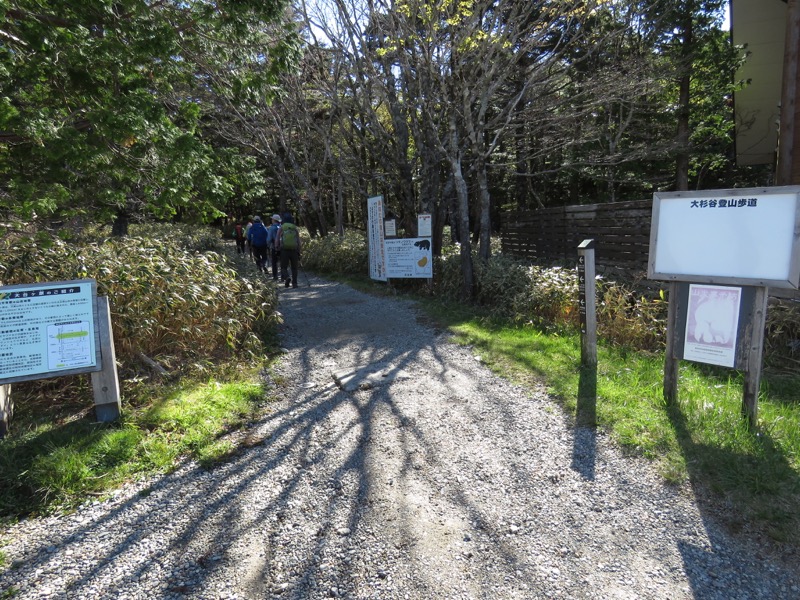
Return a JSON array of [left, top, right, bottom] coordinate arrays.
[[1, 274, 798, 599]]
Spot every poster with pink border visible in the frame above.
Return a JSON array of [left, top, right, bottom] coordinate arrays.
[[684, 284, 742, 367]]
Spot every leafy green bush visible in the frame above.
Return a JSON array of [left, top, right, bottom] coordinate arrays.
[[510, 265, 580, 328], [596, 282, 668, 352], [302, 230, 368, 274], [432, 244, 467, 301], [434, 248, 579, 327], [764, 298, 800, 368], [0, 228, 278, 372], [130, 222, 224, 253]]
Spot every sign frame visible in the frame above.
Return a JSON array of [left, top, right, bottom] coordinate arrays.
[[648, 187, 800, 289], [0, 279, 102, 384], [384, 238, 433, 279], [417, 213, 432, 238], [367, 196, 388, 281]]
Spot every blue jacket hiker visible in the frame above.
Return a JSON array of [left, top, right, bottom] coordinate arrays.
[[247, 216, 270, 273], [265, 214, 282, 281]]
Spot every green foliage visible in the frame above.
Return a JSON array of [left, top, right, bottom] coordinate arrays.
[[764, 299, 800, 369], [0, 225, 279, 371], [596, 280, 668, 352], [440, 309, 800, 543], [0, 379, 267, 517], [0, 0, 299, 226], [436, 249, 663, 346], [302, 230, 369, 274], [129, 222, 224, 254]]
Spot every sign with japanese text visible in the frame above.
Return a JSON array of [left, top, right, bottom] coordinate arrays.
[[649, 187, 800, 288], [578, 254, 587, 334], [417, 213, 432, 238], [0, 280, 100, 383], [367, 196, 387, 281], [384, 238, 433, 278]]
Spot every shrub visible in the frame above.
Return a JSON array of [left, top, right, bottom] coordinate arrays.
[[130, 222, 224, 253], [596, 281, 668, 352], [433, 244, 467, 301], [0, 227, 278, 374], [302, 230, 368, 274], [764, 298, 800, 368], [510, 265, 580, 328]]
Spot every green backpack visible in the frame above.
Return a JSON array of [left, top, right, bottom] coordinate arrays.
[[281, 223, 299, 250]]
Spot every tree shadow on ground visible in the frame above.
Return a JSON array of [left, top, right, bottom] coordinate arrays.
[[2, 276, 799, 599], [665, 397, 800, 598]]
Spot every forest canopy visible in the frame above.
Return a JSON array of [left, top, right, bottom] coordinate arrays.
[[1, 1, 768, 265]]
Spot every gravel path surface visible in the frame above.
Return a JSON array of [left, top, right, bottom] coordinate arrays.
[[1, 274, 799, 599]]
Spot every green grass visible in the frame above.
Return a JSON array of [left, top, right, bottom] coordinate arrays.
[[0, 376, 270, 518], [420, 306, 800, 545]]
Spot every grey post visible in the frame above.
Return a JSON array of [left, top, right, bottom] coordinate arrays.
[[91, 296, 121, 422], [0, 384, 11, 438], [663, 282, 680, 405], [742, 286, 769, 429], [578, 239, 597, 368]]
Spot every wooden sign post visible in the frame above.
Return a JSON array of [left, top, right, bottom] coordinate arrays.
[[0, 384, 11, 438], [0, 280, 121, 437], [578, 239, 597, 368], [577, 240, 598, 426], [649, 187, 799, 430], [91, 296, 122, 423]]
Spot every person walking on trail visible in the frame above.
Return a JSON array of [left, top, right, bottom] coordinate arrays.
[[265, 214, 282, 281], [233, 220, 246, 256], [248, 215, 270, 273], [244, 218, 254, 260], [277, 213, 301, 288]]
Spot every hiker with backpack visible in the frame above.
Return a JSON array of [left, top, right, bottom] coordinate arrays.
[[247, 215, 270, 273], [277, 212, 301, 288], [244, 218, 254, 260], [265, 214, 282, 281], [233, 220, 246, 255]]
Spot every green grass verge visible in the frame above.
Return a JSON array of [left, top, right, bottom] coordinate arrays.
[[0, 376, 270, 519], [418, 297, 800, 545]]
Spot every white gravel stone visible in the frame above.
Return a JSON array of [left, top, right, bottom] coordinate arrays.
[[1, 274, 798, 599]]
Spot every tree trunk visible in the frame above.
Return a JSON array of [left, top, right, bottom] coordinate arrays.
[[111, 208, 129, 237], [450, 120, 474, 299], [477, 157, 492, 260], [335, 173, 345, 236], [675, 3, 693, 191]]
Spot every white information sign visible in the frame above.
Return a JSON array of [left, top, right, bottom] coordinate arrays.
[[367, 196, 387, 281], [418, 213, 432, 238], [0, 280, 99, 382], [649, 187, 800, 288], [683, 284, 741, 368], [385, 238, 433, 278]]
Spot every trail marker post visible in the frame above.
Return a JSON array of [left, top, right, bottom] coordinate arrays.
[[578, 239, 597, 368]]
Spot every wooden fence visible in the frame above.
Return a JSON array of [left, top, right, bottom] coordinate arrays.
[[501, 199, 800, 300], [501, 200, 653, 275]]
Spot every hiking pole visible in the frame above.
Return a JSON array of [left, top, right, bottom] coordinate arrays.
[[299, 257, 311, 287]]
